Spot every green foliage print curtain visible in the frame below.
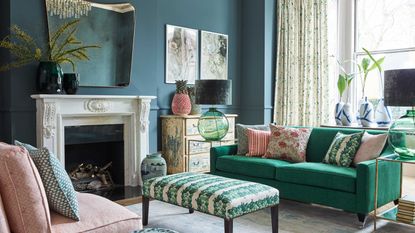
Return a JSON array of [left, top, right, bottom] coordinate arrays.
[[274, 0, 330, 126]]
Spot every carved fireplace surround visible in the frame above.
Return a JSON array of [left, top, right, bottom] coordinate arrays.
[[31, 94, 156, 186]]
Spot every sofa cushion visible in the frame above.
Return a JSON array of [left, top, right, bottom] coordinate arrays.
[[16, 141, 80, 220], [276, 162, 357, 193], [0, 143, 52, 233], [236, 124, 270, 155], [323, 132, 364, 167], [216, 155, 291, 179], [246, 128, 271, 156], [0, 193, 11, 233], [51, 192, 141, 233], [263, 125, 311, 162], [353, 132, 388, 165]]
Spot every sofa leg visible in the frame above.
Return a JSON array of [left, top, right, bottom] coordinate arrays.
[[189, 208, 194, 214], [224, 218, 233, 233], [357, 213, 367, 227], [271, 205, 279, 233], [394, 199, 399, 205], [142, 196, 149, 226]]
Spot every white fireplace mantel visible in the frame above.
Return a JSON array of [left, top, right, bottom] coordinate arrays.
[[31, 94, 156, 186]]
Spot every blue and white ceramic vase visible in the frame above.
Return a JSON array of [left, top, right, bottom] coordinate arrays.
[[375, 98, 392, 127], [141, 152, 167, 182], [359, 97, 374, 127], [335, 102, 345, 126], [341, 103, 353, 126]]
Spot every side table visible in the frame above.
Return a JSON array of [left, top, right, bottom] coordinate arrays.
[[373, 154, 414, 230]]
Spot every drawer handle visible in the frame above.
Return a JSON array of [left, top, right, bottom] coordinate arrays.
[[192, 161, 200, 166]]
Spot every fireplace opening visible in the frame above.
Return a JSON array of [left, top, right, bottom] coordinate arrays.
[[64, 124, 141, 201]]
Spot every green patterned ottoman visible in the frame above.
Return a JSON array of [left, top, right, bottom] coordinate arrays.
[[142, 173, 279, 233]]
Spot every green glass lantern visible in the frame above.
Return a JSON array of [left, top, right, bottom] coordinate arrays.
[[384, 69, 415, 159], [195, 80, 232, 141]]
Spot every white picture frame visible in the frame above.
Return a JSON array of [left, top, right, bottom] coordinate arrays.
[[165, 24, 199, 84], [200, 30, 229, 80]]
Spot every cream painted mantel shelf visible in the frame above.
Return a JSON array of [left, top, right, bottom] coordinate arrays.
[[31, 94, 156, 186]]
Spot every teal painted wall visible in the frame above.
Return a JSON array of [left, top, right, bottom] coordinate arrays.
[[239, 0, 276, 125], [0, 0, 248, 152]]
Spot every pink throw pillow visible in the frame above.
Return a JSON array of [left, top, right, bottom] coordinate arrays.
[[0, 143, 52, 233], [353, 132, 388, 165], [246, 128, 271, 157], [263, 125, 312, 162]]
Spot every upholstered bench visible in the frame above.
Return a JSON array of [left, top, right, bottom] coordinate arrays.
[[142, 173, 280, 233]]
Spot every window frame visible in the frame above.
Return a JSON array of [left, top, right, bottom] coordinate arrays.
[[336, 0, 415, 112]]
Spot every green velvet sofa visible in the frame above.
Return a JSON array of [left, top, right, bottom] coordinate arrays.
[[210, 127, 401, 223]]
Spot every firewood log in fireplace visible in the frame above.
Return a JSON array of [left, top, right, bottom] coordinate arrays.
[[69, 162, 114, 191]]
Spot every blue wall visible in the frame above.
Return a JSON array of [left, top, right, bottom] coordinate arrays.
[[0, 0, 276, 151], [239, 0, 276, 124], [0, 0, 250, 152]]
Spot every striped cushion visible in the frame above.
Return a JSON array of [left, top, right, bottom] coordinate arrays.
[[246, 128, 271, 157], [143, 173, 279, 219]]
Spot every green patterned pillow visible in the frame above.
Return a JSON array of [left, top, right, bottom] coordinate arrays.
[[15, 141, 80, 220], [322, 132, 364, 167]]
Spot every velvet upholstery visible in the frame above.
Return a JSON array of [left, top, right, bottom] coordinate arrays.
[[0, 143, 52, 233], [211, 127, 401, 216], [216, 155, 291, 179], [51, 193, 141, 233], [275, 162, 357, 193]]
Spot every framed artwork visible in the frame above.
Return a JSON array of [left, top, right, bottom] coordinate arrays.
[[165, 25, 199, 84], [200, 31, 228, 80]]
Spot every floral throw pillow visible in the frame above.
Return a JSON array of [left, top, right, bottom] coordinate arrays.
[[263, 125, 312, 162], [246, 128, 271, 157], [323, 132, 364, 167]]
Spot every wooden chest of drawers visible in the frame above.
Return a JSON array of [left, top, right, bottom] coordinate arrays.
[[161, 114, 237, 174]]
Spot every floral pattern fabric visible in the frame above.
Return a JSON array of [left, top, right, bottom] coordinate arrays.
[[274, 0, 330, 126], [143, 173, 279, 219], [323, 132, 364, 167], [263, 125, 312, 162]]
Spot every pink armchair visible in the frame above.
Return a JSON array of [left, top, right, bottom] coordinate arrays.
[[0, 142, 142, 233]]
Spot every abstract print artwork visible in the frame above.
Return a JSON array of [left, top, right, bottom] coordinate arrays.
[[200, 31, 228, 80], [165, 25, 198, 84]]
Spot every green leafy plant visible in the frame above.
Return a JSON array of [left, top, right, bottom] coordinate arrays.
[[357, 48, 385, 97], [0, 20, 99, 72], [47, 20, 99, 71], [0, 25, 42, 71], [336, 60, 357, 103]]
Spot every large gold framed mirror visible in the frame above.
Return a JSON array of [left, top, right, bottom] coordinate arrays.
[[45, 1, 135, 87]]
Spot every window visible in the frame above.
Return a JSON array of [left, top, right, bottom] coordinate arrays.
[[330, 0, 415, 120]]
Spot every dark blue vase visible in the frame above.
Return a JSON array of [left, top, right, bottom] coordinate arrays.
[[37, 61, 63, 94]]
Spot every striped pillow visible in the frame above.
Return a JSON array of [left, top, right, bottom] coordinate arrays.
[[246, 128, 271, 157]]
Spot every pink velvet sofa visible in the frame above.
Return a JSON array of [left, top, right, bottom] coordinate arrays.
[[0, 142, 142, 233]]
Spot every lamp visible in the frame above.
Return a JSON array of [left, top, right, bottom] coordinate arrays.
[[384, 69, 415, 158], [195, 80, 232, 141], [46, 0, 92, 19]]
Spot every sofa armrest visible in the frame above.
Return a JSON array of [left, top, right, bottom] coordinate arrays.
[[356, 156, 401, 214], [210, 145, 238, 173]]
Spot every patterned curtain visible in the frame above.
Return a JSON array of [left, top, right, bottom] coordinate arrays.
[[274, 0, 330, 126]]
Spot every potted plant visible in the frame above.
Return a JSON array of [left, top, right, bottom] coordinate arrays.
[[357, 48, 385, 126], [336, 60, 356, 126], [362, 48, 391, 126], [0, 20, 99, 94]]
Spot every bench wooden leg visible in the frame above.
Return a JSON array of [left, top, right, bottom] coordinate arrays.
[[224, 218, 233, 233], [189, 208, 194, 214], [271, 205, 279, 233], [142, 196, 149, 226]]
